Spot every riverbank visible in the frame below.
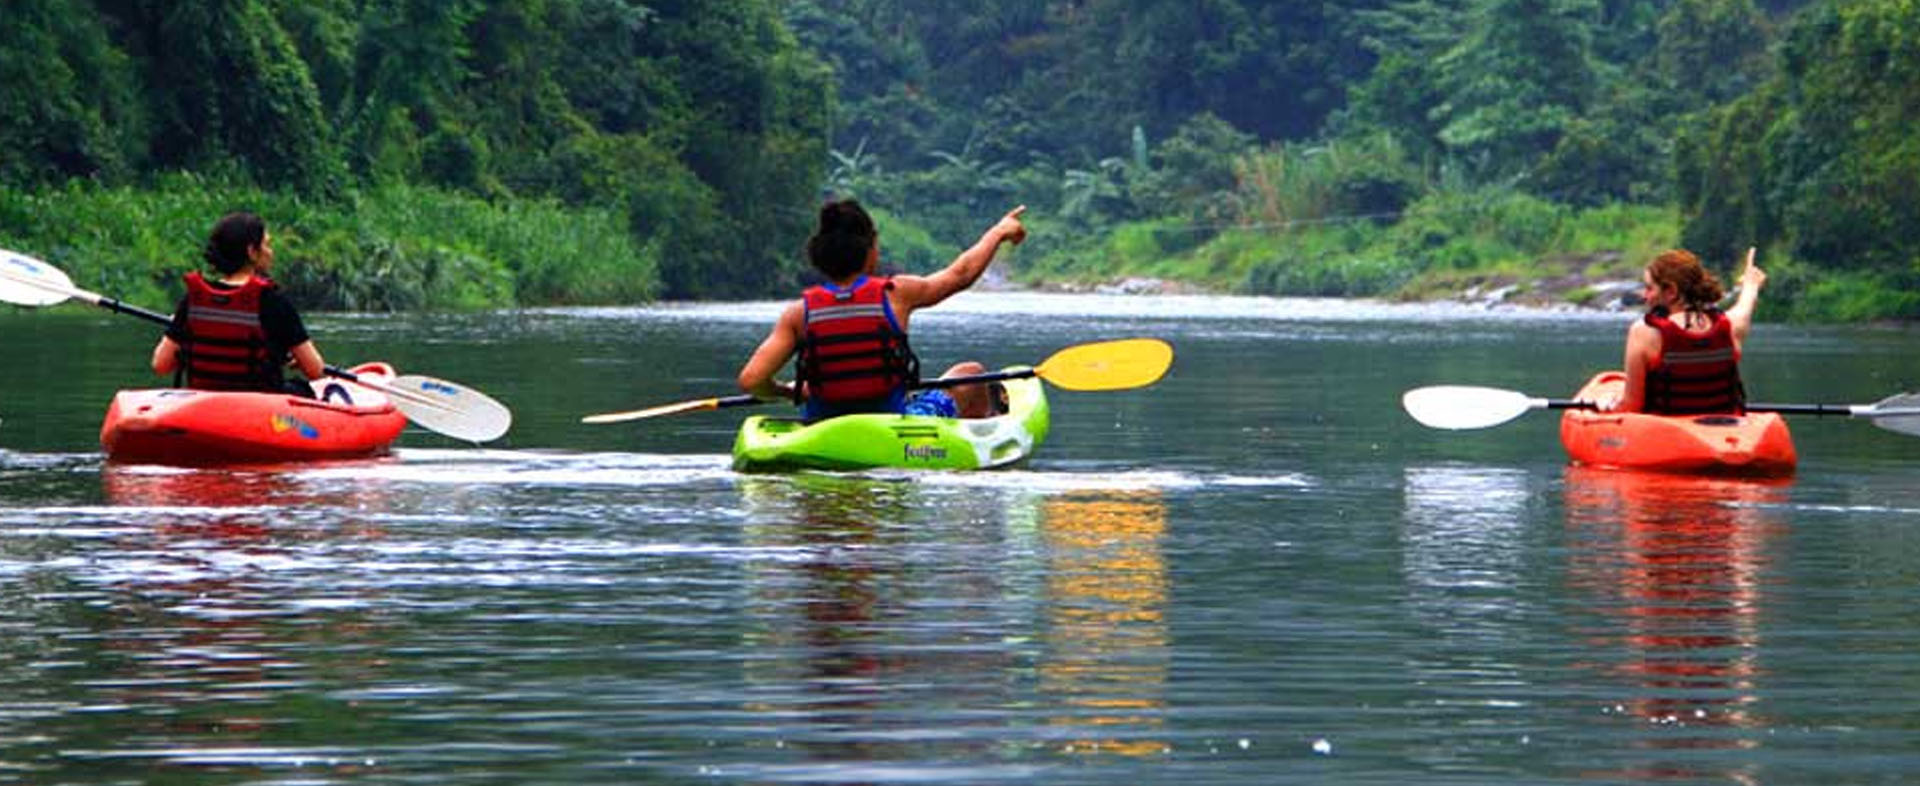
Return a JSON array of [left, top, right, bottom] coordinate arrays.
[[1000, 249, 1651, 315], [995, 188, 1917, 324]]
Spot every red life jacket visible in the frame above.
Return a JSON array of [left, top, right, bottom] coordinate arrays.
[[797, 276, 918, 404], [1645, 307, 1745, 414], [178, 271, 277, 392]]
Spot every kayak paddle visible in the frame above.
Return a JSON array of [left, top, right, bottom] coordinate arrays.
[[582, 337, 1174, 424], [1402, 383, 1920, 437], [0, 248, 512, 443]]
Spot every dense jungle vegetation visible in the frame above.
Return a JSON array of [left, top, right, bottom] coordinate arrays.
[[1, 0, 1914, 319]]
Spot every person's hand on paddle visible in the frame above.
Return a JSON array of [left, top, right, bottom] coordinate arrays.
[[1577, 392, 1624, 412]]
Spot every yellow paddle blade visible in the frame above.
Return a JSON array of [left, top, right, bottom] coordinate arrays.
[[1034, 338, 1173, 391], [582, 397, 724, 424]]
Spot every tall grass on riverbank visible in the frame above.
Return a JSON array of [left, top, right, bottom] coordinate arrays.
[[1011, 186, 1679, 299], [0, 176, 657, 311], [1009, 180, 1913, 321]]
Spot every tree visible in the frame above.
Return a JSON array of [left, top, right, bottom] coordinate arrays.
[[1431, 0, 1604, 183], [1679, 0, 1920, 275], [0, 0, 143, 185], [98, 0, 343, 194]]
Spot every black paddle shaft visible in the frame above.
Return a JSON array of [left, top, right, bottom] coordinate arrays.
[[915, 367, 1039, 390], [1554, 397, 1858, 417], [94, 294, 171, 328], [1746, 402, 1860, 416]]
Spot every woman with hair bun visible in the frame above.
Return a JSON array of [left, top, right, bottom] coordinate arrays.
[[149, 212, 329, 397], [738, 199, 1027, 421], [1600, 247, 1767, 413]]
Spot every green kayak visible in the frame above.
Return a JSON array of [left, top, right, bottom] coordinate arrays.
[[731, 370, 1049, 473]]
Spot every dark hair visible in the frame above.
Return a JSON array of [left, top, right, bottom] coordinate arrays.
[[1647, 249, 1725, 311], [205, 212, 266, 275], [805, 199, 876, 279]]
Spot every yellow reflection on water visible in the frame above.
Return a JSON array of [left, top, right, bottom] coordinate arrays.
[[1038, 491, 1169, 758]]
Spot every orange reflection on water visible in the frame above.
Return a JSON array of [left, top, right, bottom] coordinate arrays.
[[103, 462, 396, 539], [1564, 465, 1789, 773], [1038, 491, 1169, 758], [90, 465, 397, 760]]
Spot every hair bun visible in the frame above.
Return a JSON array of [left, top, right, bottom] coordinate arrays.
[[819, 201, 859, 232], [806, 199, 876, 279]]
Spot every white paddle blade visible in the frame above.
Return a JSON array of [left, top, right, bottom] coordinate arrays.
[[0, 250, 76, 306], [1866, 392, 1920, 437], [1402, 385, 1540, 430], [388, 374, 513, 443]]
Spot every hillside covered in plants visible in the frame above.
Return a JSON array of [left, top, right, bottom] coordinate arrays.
[[2, 0, 1914, 319]]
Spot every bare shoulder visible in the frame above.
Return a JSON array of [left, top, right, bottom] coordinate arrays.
[[1625, 319, 1661, 350], [750, 301, 802, 345], [888, 273, 930, 301]]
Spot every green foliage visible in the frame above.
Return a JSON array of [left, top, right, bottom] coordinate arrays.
[[865, 207, 946, 274], [1, 0, 836, 303], [1654, 0, 1773, 105], [1223, 134, 1428, 231], [1133, 114, 1256, 226], [1559, 202, 1682, 267], [1432, 0, 1603, 181], [1766, 262, 1920, 322], [1243, 249, 1412, 298], [0, 0, 1913, 321], [420, 125, 495, 195], [1770, 0, 1920, 270], [0, 1, 143, 184], [119, 0, 346, 195], [1674, 89, 1779, 261], [1677, 0, 1920, 293], [1336, 52, 1450, 164], [1230, 190, 1675, 298], [0, 176, 653, 310]]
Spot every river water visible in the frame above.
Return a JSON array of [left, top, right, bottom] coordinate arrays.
[[2, 292, 1918, 784]]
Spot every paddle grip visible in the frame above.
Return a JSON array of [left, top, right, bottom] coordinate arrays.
[[1542, 398, 1597, 411]]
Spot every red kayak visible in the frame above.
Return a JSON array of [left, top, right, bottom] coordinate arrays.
[[1560, 371, 1796, 477], [101, 362, 409, 466]]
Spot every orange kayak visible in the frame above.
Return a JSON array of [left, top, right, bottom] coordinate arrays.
[[101, 362, 408, 466], [1559, 371, 1796, 477]]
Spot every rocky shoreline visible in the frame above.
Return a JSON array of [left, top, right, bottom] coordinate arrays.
[[1004, 271, 1650, 313]]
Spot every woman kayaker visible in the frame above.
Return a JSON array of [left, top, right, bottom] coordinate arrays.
[[150, 212, 329, 397], [738, 198, 1027, 421], [1598, 247, 1766, 414]]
